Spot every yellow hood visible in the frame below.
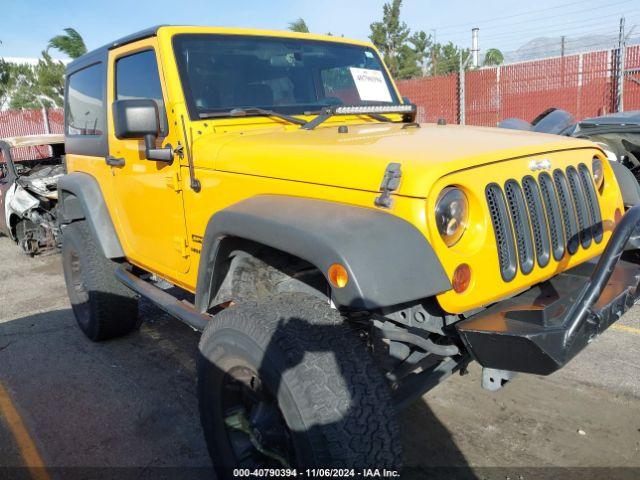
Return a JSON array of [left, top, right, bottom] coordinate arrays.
[[203, 122, 597, 198]]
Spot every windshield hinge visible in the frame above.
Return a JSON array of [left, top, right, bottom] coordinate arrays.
[[173, 236, 190, 258], [166, 170, 182, 192], [374, 162, 402, 209]]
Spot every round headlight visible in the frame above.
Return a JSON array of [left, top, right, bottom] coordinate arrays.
[[435, 187, 468, 247], [592, 158, 604, 191]]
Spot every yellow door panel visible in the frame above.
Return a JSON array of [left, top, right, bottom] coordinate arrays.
[[106, 39, 190, 276]]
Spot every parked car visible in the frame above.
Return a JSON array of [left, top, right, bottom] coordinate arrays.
[[57, 25, 640, 475], [0, 134, 65, 254]]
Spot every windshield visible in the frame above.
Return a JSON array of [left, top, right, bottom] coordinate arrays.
[[173, 34, 400, 118]]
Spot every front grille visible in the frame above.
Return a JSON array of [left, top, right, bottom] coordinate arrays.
[[486, 162, 602, 281]]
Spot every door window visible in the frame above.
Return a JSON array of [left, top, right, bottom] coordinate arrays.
[[66, 63, 105, 136], [115, 50, 168, 134]]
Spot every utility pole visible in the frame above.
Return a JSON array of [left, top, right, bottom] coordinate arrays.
[[459, 52, 472, 124], [431, 29, 437, 76], [471, 28, 479, 68], [616, 16, 626, 112]]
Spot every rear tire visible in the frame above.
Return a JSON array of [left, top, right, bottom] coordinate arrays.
[[61, 221, 139, 341], [198, 293, 402, 476]]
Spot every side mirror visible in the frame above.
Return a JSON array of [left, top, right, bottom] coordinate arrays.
[[112, 99, 173, 163]]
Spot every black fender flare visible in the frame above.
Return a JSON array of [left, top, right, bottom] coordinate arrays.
[[609, 160, 640, 207], [57, 172, 125, 259], [194, 195, 451, 311]]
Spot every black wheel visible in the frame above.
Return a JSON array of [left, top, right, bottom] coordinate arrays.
[[61, 221, 139, 341], [198, 293, 402, 477]]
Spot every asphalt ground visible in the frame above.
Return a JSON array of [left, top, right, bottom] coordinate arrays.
[[0, 235, 638, 479]]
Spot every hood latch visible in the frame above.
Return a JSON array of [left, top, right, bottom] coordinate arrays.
[[374, 162, 402, 209]]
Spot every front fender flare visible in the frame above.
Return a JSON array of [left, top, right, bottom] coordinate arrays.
[[57, 172, 124, 259], [195, 195, 451, 311]]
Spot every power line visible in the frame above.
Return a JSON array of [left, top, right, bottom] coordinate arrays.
[[476, 11, 640, 42], [493, 21, 640, 52], [440, 8, 639, 43], [481, 14, 640, 47], [435, 0, 634, 34]]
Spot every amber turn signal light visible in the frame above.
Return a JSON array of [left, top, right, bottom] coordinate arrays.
[[452, 263, 471, 293], [328, 263, 349, 288]]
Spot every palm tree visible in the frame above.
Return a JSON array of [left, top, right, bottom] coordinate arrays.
[[483, 48, 504, 66], [288, 18, 310, 33], [48, 28, 87, 59]]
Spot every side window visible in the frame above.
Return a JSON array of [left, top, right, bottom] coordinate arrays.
[[115, 50, 168, 135], [66, 63, 105, 136]]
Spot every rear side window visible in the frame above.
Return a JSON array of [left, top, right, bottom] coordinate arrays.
[[115, 50, 167, 134], [66, 63, 105, 136]]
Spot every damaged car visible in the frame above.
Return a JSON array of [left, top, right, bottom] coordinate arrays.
[[0, 134, 65, 254]]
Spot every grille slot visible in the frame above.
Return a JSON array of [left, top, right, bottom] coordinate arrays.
[[485, 164, 603, 282], [522, 176, 551, 268], [486, 183, 517, 282], [504, 180, 535, 275], [539, 172, 565, 261], [578, 163, 603, 243], [567, 166, 592, 249], [553, 169, 580, 255]]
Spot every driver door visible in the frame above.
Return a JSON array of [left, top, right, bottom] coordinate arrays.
[[106, 41, 189, 277]]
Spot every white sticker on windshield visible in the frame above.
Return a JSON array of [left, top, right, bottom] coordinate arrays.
[[350, 67, 392, 103]]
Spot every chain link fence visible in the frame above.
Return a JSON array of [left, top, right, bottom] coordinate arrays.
[[398, 44, 640, 126], [0, 108, 64, 161]]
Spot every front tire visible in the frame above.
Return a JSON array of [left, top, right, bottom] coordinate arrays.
[[61, 221, 139, 341], [198, 293, 402, 476]]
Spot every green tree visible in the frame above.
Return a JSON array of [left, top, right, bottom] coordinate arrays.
[[288, 18, 309, 33], [0, 60, 12, 109], [7, 52, 65, 109], [33, 51, 65, 107], [431, 42, 470, 76], [369, 0, 411, 78], [7, 63, 38, 109], [47, 27, 87, 59], [483, 48, 504, 66], [369, 1, 434, 80], [409, 31, 432, 76]]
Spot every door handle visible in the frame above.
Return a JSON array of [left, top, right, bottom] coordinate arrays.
[[105, 156, 125, 167]]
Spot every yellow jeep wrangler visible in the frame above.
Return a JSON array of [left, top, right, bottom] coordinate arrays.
[[58, 25, 640, 473]]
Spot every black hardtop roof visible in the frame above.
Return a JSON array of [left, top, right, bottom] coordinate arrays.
[[66, 25, 165, 74]]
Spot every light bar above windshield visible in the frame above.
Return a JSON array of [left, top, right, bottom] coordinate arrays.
[[301, 103, 417, 130], [332, 104, 416, 115]]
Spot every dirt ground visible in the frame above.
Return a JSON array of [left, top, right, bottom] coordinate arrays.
[[0, 235, 638, 479]]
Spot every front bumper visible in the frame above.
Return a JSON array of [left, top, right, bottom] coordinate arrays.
[[456, 204, 640, 375]]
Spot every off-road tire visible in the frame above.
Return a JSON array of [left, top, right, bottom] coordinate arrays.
[[198, 292, 402, 475], [61, 221, 139, 341]]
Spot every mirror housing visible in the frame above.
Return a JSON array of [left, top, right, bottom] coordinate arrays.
[[112, 99, 173, 163]]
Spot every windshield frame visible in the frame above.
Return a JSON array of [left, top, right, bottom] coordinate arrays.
[[172, 33, 401, 121]]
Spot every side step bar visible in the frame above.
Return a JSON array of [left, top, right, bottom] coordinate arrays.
[[115, 267, 210, 332]]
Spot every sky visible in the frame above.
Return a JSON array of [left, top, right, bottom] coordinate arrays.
[[2, 0, 639, 60]]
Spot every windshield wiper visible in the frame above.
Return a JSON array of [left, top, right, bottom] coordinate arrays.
[[200, 107, 306, 126], [300, 104, 417, 130]]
